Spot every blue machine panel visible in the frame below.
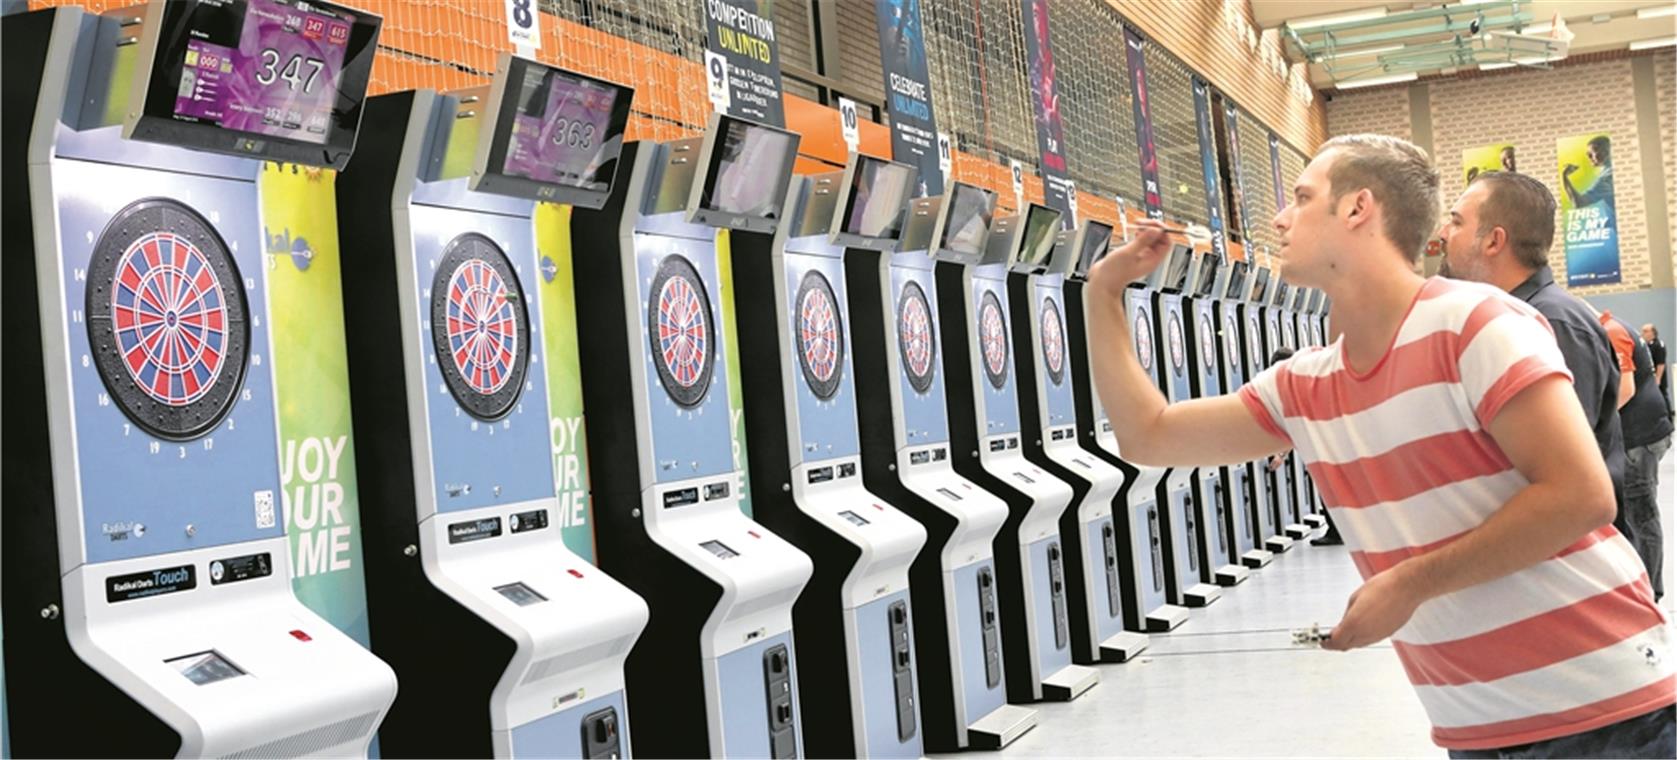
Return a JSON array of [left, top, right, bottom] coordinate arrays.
[[888, 258, 949, 447], [1083, 517, 1127, 643], [953, 560, 1006, 725], [1125, 290, 1160, 387], [1158, 295, 1192, 403], [969, 270, 1020, 437], [633, 233, 737, 482], [1033, 278, 1075, 428], [56, 159, 282, 564], [411, 207, 553, 512], [784, 253, 860, 461], [508, 690, 632, 759], [857, 591, 923, 759], [1027, 538, 1071, 675], [1193, 301, 1222, 397], [718, 632, 801, 758]]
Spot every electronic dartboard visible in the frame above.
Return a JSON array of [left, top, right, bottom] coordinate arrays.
[[86, 198, 249, 441], [795, 271, 844, 400], [979, 291, 1009, 390], [1168, 313, 1185, 371], [431, 233, 531, 422], [1135, 306, 1155, 374], [1200, 315, 1217, 373], [647, 254, 716, 409], [1040, 297, 1065, 387], [897, 281, 936, 395], [1224, 314, 1242, 374]]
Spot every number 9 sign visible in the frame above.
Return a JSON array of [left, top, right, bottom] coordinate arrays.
[[705, 50, 732, 112]]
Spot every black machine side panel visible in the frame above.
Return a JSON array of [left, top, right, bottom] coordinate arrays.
[[844, 248, 963, 752], [568, 141, 724, 759], [2, 10, 181, 757], [729, 231, 865, 758], [335, 91, 513, 758]]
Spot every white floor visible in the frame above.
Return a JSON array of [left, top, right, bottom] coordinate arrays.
[[938, 454, 1676, 758]]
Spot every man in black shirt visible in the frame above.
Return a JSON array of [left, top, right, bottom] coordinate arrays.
[[1642, 324, 1670, 417], [1602, 313, 1673, 598], [1438, 172, 1629, 539]]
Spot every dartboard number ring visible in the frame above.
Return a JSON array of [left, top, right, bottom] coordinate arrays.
[[431, 233, 531, 422], [795, 270, 845, 400], [86, 198, 249, 442], [1040, 297, 1065, 386], [979, 290, 1009, 390], [648, 254, 717, 408], [897, 281, 937, 394]]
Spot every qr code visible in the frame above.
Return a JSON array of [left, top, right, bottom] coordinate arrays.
[[254, 490, 276, 529]]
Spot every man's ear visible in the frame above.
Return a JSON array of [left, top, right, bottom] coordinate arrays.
[[1483, 226, 1509, 259], [1342, 188, 1375, 231]]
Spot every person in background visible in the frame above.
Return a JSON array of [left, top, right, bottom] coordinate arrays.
[[1436, 171, 1628, 544], [1262, 346, 1342, 547], [1499, 145, 1517, 174], [1642, 323, 1670, 418], [1562, 135, 1615, 209], [1087, 134, 1670, 757], [1601, 311, 1673, 600]]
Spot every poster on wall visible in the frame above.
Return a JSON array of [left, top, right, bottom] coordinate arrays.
[[1125, 28, 1163, 219], [1191, 77, 1228, 262], [1020, 0, 1075, 225], [701, 0, 785, 127], [1268, 132, 1286, 212], [1557, 132, 1621, 286], [874, 0, 944, 197], [1462, 142, 1517, 184], [261, 164, 373, 647]]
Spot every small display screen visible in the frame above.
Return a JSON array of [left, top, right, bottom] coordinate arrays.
[[166, 650, 245, 686], [842, 157, 915, 239], [1272, 280, 1291, 308], [701, 540, 740, 559], [939, 184, 996, 257], [1223, 260, 1248, 301], [700, 117, 799, 219], [497, 60, 630, 192], [1077, 223, 1113, 273], [1018, 206, 1061, 268], [1162, 244, 1194, 291], [494, 582, 548, 607], [1250, 267, 1272, 303], [839, 510, 871, 526], [1193, 253, 1222, 297]]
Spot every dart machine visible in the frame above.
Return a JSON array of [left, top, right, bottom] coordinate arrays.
[[2, 2, 396, 756], [1208, 260, 1273, 570]]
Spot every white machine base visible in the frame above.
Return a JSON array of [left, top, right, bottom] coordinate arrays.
[[1145, 604, 1190, 632], [1241, 549, 1275, 568], [1041, 664, 1099, 702], [968, 703, 1038, 750], [1214, 563, 1250, 587], [1284, 523, 1312, 540], [1100, 631, 1150, 663], [1183, 583, 1221, 607], [1264, 535, 1295, 553], [1303, 514, 1327, 529]]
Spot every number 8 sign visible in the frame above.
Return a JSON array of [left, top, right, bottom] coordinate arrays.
[[504, 0, 542, 50]]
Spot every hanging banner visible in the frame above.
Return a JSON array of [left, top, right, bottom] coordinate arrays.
[[702, 0, 785, 127], [1557, 133, 1621, 286], [261, 164, 372, 647], [1021, 0, 1075, 226], [1223, 103, 1251, 243], [874, 0, 944, 197], [1268, 132, 1286, 212], [1191, 77, 1228, 262], [1462, 142, 1516, 184], [1124, 28, 1162, 219]]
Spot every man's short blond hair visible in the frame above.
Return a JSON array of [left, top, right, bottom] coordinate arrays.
[[1318, 134, 1441, 263]]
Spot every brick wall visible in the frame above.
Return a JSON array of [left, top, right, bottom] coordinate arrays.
[[1326, 53, 1676, 296], [1658, 54, 1675, 281]]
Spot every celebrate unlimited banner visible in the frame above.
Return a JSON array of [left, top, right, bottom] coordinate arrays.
[[874, 0, 944, 196], [1191, 77, 1228, 261], [702, 0, 786, 126], [1021, 0, 1075, 224], [1557, 132, 1622, 286], [1125, 28, 1162, 219]]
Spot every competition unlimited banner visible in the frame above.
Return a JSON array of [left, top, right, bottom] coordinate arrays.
[[1124, 27, 1163, 219], [535, 203, 599, 560], [1462, 142, 1517, 184], [261, 164, 372, 647], [1191, 77, 1228, 261], [1223, 103, 1251, 243], [1558, 133, 1621, 286], [702, 0, 786, 127], [1021, 0, 1075, 225], [874, 0, 944, 197]]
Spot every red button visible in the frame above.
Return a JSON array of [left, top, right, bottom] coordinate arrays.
[[289, 629, 312, 642], [748, 530, 761, 539], [873, 503, 886, 511], [568, 569, 585, 578]]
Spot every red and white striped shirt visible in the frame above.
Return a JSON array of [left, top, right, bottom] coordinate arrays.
[[1240, 277, 1673, 750]]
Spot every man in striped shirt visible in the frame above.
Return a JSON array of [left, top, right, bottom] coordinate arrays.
[[1088, 134, 1673, 756]]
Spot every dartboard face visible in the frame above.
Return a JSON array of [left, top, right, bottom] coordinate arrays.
[[431, 233, 531, 421], [1199, 315, 1216, 370], [897, 281, 936, 394], [86, 198, 249, 441], [1134, 307, 1154, 373], [1224, 315, 1241, 372], [795, 271, 845, 400], [979, 290, 1009, 390], [647, 255, 716, 408], [1040, 297, 1065, 386], [1168, 313, 1185, 370]]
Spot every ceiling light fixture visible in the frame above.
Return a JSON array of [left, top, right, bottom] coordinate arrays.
[[1288, 8, 1389, 31], [1637, 6, 1677, 20], [1338, 72, 1419, 89], [1630, 36, 1677, 50]]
